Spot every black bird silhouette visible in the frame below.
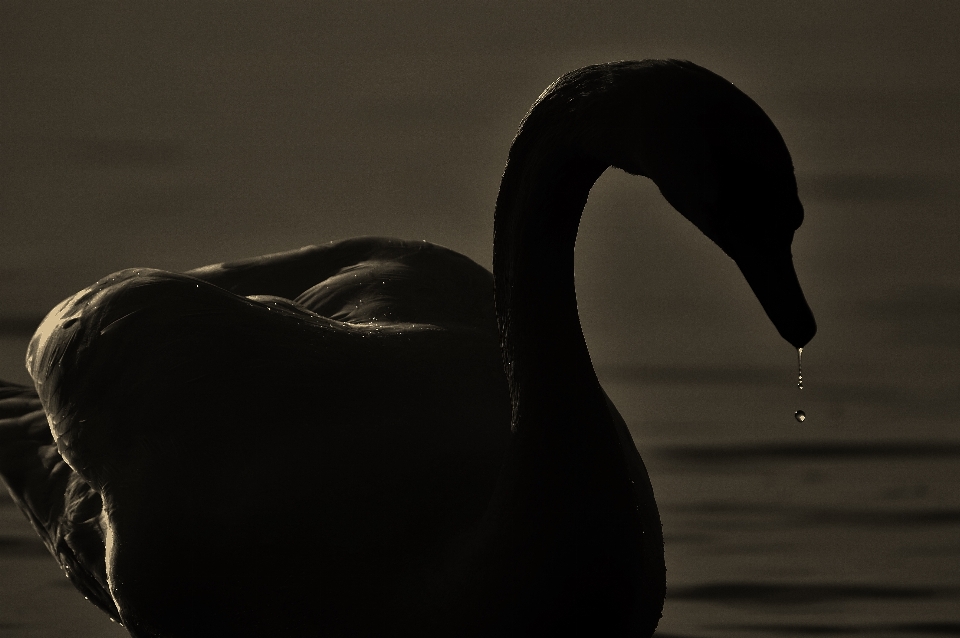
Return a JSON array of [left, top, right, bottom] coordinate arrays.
[[0, 60, 815, 637]]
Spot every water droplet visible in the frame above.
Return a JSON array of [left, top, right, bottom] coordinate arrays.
[[794, 348, 808, 422], [797, 347, 804, 390]]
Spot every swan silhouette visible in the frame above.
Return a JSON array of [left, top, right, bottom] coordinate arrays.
[[0, 60, 815, 637]]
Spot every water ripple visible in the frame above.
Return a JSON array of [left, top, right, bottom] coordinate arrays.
[[0, 534, 49, 557], [655, 441, 960, 464], [715, 621, 960, 635], [669, 582, 948, 605], [672, 503, 960, 528]]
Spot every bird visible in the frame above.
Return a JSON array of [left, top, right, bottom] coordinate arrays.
[[0, 59, 815, 637]]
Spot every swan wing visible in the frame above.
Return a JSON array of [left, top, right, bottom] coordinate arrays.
[[0, 379, 120, 623], [185, 236, 497, 328]]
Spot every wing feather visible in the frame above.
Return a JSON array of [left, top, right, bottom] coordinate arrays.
[[0, 380, 121, 622]]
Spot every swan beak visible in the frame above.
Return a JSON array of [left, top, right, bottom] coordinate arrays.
[[734, 249, 817, 349]]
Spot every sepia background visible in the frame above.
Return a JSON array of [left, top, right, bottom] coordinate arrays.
[[2, 2, 958, 636]]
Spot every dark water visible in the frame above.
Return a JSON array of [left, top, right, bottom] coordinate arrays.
[[1, 363, 957, 637], [610, 379, 960, 637], [2, 2, 959, 636]]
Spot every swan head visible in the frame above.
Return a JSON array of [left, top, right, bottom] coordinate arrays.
[[558, 60, 818, 348]]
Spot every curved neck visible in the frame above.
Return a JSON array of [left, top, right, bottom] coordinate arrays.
[[491, 120, 631, 519], [478, 103, 661, 635], [494, 146, 607, 422]]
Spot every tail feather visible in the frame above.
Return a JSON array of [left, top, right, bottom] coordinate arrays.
[[0, 379, 121, 623]]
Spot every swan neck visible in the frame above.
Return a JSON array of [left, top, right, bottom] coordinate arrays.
[[494, 142, 607, 409]]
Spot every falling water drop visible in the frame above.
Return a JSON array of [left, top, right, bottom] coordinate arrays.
[[795, 347, 806, 423], [797, 347, 803, 390]]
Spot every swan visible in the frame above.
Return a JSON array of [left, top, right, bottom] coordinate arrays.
[[0, 59, 815, 637]]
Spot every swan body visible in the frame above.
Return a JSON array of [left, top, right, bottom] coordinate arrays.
[[0, 60, 815, 637]]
